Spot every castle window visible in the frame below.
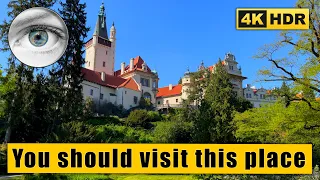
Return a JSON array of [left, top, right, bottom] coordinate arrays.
[[158, 101, 160, 105], [103, 61, 106, 67], [246, 93, 248, 98], [100, 93, 104, 100], [125, 91, 127, 94], [140, 78, 150, 87], [176, 99, 178, 103], [88, 62, 90, 66], [134, 96, 138, 104], [106, 51, 108, 55], [90, 89, 93, 96], [249, 94, 252, 98]]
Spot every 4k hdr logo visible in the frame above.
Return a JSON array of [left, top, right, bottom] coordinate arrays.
[[236, 8, 309, 30]]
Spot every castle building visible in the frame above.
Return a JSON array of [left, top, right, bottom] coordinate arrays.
[[156, 53, 276, 108], [81, 3, 159, 110], [243, 85, 277, 108], [156, 53, 247, 107]]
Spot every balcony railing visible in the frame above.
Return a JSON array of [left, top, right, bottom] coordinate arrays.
[[156, 104, 183, 109]]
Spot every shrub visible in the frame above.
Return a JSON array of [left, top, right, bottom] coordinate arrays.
[[46, 121, 96, 143], [94, 125, 153, 143], [153, 120, 193, 143], [126, 109, 152, 129], [86, 116, 122, 126], [147, 111, 162, 122]]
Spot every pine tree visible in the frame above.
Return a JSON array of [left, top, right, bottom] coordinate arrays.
[[56, 0, 90, 123], [193, 60, 237, 143]]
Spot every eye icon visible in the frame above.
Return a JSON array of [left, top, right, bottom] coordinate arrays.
[[8, 7, 68, 68]]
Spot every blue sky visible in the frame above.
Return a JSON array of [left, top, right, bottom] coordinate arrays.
[[0, 0, 298, 89]]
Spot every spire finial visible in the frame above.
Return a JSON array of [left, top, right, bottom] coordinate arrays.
[[99, 1, 105, 16], [112, 21, 115, 26]]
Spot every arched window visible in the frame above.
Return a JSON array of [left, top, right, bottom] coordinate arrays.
[[143, 92, 152, 101]]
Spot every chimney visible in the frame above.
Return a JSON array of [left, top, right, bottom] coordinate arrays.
[[121, 62, 125, 75], [169, 84, 173, 90], [101, 72, 105, 81], [130, 58, 134, 71]]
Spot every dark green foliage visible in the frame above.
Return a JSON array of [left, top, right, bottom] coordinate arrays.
[[96, 101, 128, 118], [0, 0, 57, 144], [22, 174, 68, 180], [135, 97, 154, 111], [153, 120, 193, 143], [146, 111, 162, 122], [87, 116, 122, 126], [55, 0, 90, 123], [95, 125, 153, 143], [234, 97, 253, 113], [0, 146, 6, 175], [192, 60, 237, 143], [45, 121, 96, 143], [126, 109, 153, 129]]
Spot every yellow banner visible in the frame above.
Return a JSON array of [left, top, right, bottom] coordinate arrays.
[[236, 8, 310, 30], [7, 144, 312, 174]]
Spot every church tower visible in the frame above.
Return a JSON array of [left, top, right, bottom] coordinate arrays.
[[181, 67, 191, 100], [85, 2, 116, 75]]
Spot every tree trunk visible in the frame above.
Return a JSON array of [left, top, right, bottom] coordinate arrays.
[[4, 125, 11, 144]]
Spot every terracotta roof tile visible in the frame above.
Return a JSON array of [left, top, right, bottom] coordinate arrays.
[[156, 84, 182, 98], [81, 68, 140, 91], [118, 78, 140, 92], [114, 56, 153, 77]]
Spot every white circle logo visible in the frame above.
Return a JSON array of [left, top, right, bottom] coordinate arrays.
[[8, 7, 68, 68]]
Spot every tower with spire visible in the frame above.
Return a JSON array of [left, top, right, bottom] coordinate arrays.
[[181, 66, 191, 100], [85, 2, 116, 75]]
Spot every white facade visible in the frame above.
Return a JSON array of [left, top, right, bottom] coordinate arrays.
[[243, 84, 277, 108]]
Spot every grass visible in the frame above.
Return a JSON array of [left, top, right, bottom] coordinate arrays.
[[17, 174, 195, 180], [108, 174, 194, 180]]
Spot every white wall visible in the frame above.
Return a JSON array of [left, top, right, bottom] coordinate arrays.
[[82, 80, 117, 105], [157, 95, 182, 106], [116, 88, 141, 110]]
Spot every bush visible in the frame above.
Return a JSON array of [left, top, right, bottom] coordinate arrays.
[[46, 121, 96, 143], [154, 120, 193, 143], [126, 109, 152, 129], [94, 125, 153, 143], [86, 116, 122, 126], [147, 111, 162, 122]]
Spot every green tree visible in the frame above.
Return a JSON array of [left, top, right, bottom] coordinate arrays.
[[55, 0, 90, 123], [255, 0, 320, 110], [233, 101, 320, 166], [193, 60, 237, 143], [0, 0, 56, 143]]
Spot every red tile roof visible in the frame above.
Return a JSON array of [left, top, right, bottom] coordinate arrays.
[[208, 61, 225, 72], [118, 78, 140, 92], [81, 68, 140, 91], [156, 84, 182, 98], [114, 56, 153, 77]]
